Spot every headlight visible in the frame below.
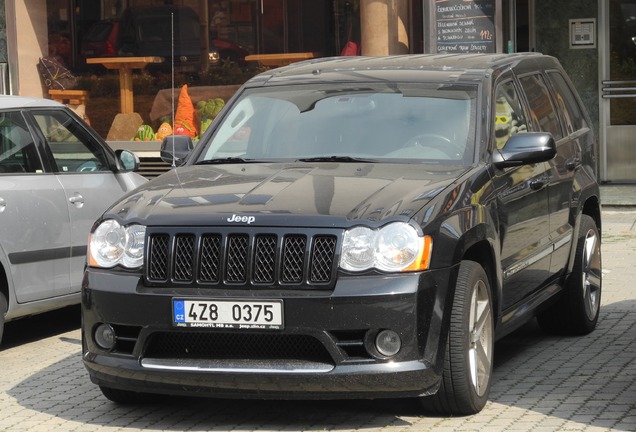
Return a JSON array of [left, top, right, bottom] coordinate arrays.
[[88, 220, 146, 269], [340, 222, 432, 272]]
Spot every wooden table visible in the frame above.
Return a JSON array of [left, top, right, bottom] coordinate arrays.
[[244, 52, 317, 67], [86, 57, 163, 114]]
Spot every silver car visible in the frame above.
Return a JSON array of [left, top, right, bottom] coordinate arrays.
[[0, 96, 147, 344]]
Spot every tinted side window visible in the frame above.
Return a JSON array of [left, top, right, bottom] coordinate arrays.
[[547, 71, 587, 135], [33, 110, 111, 173], [0, 111, 43, 174], [493, 80, 529, 149], [519, 74, 563, 140]]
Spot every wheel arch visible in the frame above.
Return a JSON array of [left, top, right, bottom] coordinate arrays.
[[0, 255, 9, 314], [582, 194, 602, 234], [462, 238, 500, 326], [565, 193, 602, 276]]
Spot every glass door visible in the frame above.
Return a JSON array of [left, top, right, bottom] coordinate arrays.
[[600, 0, 636, 182], [502, 0, 534, 53]]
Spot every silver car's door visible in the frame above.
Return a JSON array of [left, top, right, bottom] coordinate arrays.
[[0, 111, 72, 303], [31, 110, 135, 295]]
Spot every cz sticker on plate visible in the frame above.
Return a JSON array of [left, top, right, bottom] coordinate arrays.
[[173, 299, 284, 330]]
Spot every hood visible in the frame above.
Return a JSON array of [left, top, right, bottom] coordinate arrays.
[[106, 162, 469, 227]]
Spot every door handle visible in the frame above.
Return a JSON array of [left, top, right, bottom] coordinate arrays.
[[565, 158, 579, 171], [530, 179, 545, 190], [69, 193, 85, 208], [530, 175, 549, 191]]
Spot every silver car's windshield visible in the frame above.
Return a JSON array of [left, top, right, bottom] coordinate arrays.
[[198, 83, 477, 164]]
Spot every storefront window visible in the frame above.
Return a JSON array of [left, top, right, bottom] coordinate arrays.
[[609, 0, 636, 125]]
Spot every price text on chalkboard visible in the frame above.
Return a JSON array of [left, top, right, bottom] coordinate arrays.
[[435, 0, 496, 53]]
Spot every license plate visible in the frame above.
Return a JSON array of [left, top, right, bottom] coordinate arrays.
[[173, 299, 283, 330]]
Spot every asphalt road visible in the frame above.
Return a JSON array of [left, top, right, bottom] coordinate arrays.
[[1, 207, 634, 432]]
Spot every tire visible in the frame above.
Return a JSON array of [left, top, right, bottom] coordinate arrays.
[[421, 260, 494, 415], [99, 386, 153, 404], [0, 293, 6, 346], [538, 215, 602, 335]]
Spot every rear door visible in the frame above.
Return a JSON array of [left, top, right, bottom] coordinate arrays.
[[544, 70, 590, 275], [517, 72, 579, 277]]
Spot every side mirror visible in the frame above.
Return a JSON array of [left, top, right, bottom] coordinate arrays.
[[160, 135, 194, 167], [493, 133, 556, 168], [115, 149, 140, 172]]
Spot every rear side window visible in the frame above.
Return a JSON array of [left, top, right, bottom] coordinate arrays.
[[519, 74, 563, 140], [547, 71, 587, 135]]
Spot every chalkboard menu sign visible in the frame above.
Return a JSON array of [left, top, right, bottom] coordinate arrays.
[[435, 0, 496, 53]]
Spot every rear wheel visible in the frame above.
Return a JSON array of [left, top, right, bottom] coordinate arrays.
[[0, 293, 6, 346], [421, 260, 494, 415], [538, 215, 601, 335]]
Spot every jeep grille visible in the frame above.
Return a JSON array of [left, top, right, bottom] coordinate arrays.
[[146, 228, 338, 288]]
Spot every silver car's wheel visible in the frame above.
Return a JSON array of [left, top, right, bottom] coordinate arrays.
[[0, 293, 6, 346], [538, 215, 601, 335], [421, 260, 494, 415]]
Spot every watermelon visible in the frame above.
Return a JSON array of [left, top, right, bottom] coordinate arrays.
[[133, 124, 155, 141]]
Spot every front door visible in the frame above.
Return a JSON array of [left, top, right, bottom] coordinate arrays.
[[600, 0, 636, 182], [492, 78, 552, 310]]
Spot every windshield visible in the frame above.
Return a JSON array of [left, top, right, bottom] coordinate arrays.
[[137, 16, 200, 43], [197, 83, 477, 164]]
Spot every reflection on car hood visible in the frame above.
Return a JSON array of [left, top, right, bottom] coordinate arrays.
[[106, 163, 469, 227]]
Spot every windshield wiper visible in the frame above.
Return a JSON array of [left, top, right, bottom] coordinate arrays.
[[296, 156, 377, 163], [196, 157, 256, 165]]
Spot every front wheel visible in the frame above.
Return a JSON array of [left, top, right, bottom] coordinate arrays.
[[538, 215, 601, 335], [421, 260, 494, 415], [99, 386, 154, 404]]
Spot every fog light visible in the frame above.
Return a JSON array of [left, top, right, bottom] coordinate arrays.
[[375, 329, 401, 357], [94, 323, 116, 350]]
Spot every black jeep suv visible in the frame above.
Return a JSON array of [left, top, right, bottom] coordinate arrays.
[[82, 53, 602, 415]]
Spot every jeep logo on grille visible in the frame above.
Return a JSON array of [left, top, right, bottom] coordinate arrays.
[[227, 214, 256, 224]]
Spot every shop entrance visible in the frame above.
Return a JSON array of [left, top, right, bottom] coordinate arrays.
[[600, 0, 636, 182]]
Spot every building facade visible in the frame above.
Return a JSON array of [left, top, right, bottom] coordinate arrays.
[[0, 0, 632, 183]]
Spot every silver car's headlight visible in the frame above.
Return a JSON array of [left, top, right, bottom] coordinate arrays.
[[88, 220, 146, 269], [340, 222, 432, 272]]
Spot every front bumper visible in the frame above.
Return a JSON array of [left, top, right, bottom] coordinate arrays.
[[82, 266, 457, 399]]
